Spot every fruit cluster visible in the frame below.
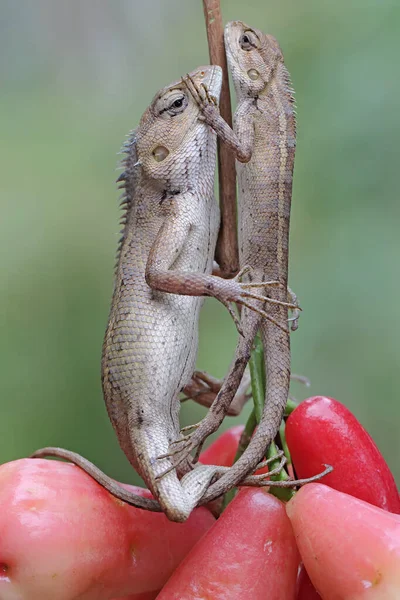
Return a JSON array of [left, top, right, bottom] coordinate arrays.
[[0, 397, 398, 599]]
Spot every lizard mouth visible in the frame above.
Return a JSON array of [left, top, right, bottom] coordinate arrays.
[[224, 20, 248, 64]]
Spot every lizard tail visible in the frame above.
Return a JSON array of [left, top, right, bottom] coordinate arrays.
[[30, 447, 163, 512], [186, 311, 261, 457], [30, 447, 220, 523], [199, 319, 290, 504]]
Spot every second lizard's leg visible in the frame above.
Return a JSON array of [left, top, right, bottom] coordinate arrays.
[[181, 369, 251, 416]]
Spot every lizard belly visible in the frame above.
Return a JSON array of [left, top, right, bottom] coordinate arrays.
[[102, 289, 201, 466]]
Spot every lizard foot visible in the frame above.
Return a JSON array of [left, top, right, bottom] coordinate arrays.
[[182, 370, 251, 416], [252, 449, 285, 471], [238, 276, 302, 332], [182, 73, 219, 112], [180, 370, 221, 405], [180, 422, 201, 434], [242, 463, 333, 488], [225, 271, 299, 333], [236, 299, 289, 333], [290, 373, 311, 387], [155, 434, 198, 480], [239, 455, 288, 485], [155, 419, 216, 480], [287, 286, 300, 331]]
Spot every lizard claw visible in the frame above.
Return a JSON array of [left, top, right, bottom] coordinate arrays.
[[153, 453, 191, 480], [253, 449, 285, 471], [157, 437, 192, 458], [224, 301, 244, 337], [240, 280, 283, 289], [238, 299, 289, 333], [201, 82, 218, 105], [287, 286, 300, 331], [234, 265, 252, 281], [241, 289, 300, 310], [288, 309, 300, 331], [182, 73, 219, 111], [155, 425, 208, 480], [239, 455, 287, 485], [290, 374, 311, 387], [154, 443, 196, 481], [241, 462, 333, 488], [180, 422, 201, 434]]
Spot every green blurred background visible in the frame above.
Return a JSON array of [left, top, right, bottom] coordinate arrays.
[[1, 0, 399, 486]]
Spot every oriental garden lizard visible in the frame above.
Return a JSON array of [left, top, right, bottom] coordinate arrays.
[[166, 22, 305, 503], [31, 65, 296, 521]]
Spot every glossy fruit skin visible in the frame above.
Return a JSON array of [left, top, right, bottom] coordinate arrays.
[[112, 593, 159, 600], [199, 424, 244, 467], [286, 396, 400, 513], [0, 459, 215, 600], [296, 565, 322, 599], [287, 483, 400, 600], [157, 488, 300, 600]]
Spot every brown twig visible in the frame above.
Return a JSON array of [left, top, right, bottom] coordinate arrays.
[[202, 0, 238, 277]]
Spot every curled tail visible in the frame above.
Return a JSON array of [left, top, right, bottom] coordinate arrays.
[[30, 447, 162, 511], [31, 446, 221, 522], [183, 312, 261, 459], [200, 320, 290, 504]]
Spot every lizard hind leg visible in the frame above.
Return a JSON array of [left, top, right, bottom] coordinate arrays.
[[181, 369, 251, 416]]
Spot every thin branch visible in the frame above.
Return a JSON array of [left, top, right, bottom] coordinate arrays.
[[202, 0, 238, 276]]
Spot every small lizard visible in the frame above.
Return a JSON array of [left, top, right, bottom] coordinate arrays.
[[32, 64, 293, 521], [166, 21, 300, 504]]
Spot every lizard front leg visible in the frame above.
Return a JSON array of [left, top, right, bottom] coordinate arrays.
[[145, 200, 298, 333], [183, 73, 255, 163]]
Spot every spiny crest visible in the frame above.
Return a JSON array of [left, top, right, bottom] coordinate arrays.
[[114, 128, 141, 271]]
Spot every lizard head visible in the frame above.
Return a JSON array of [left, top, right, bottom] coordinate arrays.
[[224, 21, 283, 99], [135, 65, 222, 185]]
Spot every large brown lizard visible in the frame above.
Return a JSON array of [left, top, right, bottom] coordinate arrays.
[[165, 22, 300, 504], [32, 64, 294, 521]]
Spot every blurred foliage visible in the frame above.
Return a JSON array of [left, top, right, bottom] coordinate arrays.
[[1, 0, 399, 485]]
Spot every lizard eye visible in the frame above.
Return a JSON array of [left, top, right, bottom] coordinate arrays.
[[156, 90, 189, 118], [239, 30, 258, 51], [167, 94, 188, 116]]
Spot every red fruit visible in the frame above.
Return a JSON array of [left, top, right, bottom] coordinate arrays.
[[113, 593, 159, 600], [200, 425, 270, 477], [157, 488, 300, 600], [199, 424, 244, 466], [0, 459, 215, 600], [286, 396, 400, 512], [296, 565, 321, 599], [287, 483, 400, 599], [112, 593, 159, 600]]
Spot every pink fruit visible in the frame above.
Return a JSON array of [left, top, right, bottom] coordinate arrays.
[[0, 459, 215, 600], [157, 488, 300, 599], [112, 593, 159, 600], [296, 565, 321, 599], [199, 425, 244, 467], [287, 483, 400, 599]]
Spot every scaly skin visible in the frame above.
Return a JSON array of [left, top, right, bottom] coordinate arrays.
[[171, 22, 298, 504], [32, 64, 288, 521]]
